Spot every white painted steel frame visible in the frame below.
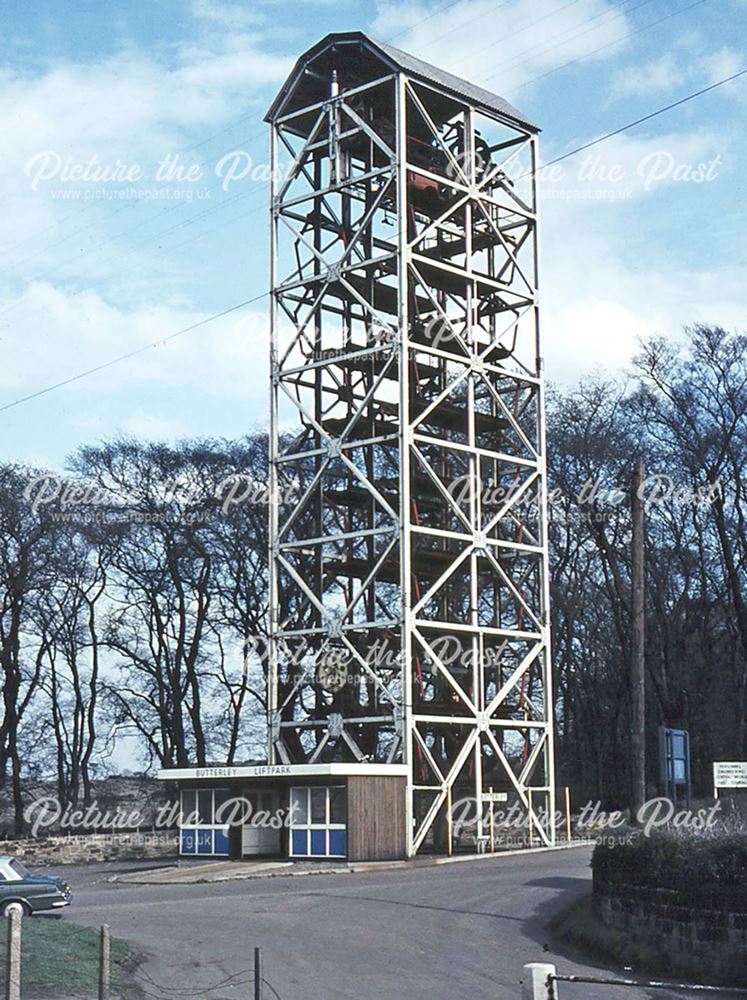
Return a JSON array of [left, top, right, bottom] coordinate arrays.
[[267, 55, 555, 854]]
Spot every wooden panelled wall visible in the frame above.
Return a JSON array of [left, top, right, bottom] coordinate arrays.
[[347, 775, 407, 861]]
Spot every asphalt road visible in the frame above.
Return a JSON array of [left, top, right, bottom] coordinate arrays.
[[52, 847, 698, 1000]]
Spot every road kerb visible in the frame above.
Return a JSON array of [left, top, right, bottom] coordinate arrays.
[[111, 841, 593, 885]]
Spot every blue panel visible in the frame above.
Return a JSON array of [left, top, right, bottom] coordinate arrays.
[[214, 828, 229, 856], [181, 830, 196, 855], [292, 830, 307, 856], [197, 829, 213, 855], [328, 829, 346, 857], [310, 830, 326, 856]]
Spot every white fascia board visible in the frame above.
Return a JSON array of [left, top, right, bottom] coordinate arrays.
[[157, 763, 409, 781]]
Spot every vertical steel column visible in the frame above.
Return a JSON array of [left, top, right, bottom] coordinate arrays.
[[395, 72, 415, 856], [532, 132, 556, 841], [268, 117, 279, 766]]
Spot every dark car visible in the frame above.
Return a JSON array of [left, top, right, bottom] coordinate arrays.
[[0, 856, 72, 916]]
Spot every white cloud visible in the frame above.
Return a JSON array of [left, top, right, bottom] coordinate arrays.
[[0, 282, 270, 402], [611, 45, 744, 101], [544, 259, 747, 384], [121, 411, 190, 440], [611, 54, 686, 99], [540, 127, 744, 382], [373, 0, 634, 95], [0, 46, 282, 170], [0, 34, 289, 277], [1, 2, 744, 461], [540, 128, 728, 205], [698, 46, 744, 87], [191, 0, 264, 30]]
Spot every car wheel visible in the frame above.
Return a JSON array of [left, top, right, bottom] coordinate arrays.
[[1, 901, 29, 918]]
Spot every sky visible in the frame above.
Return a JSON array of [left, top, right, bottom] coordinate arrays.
[[1, 0, 745, 471]]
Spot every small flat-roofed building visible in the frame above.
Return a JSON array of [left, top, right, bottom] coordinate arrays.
[[158, 763, 407, 861]]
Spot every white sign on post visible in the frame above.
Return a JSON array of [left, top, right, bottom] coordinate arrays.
[[713, 761, 747, 796]]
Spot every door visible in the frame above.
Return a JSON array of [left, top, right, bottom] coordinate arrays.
[[241, 789, 281, 856]]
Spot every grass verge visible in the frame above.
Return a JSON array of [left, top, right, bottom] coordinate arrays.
[[0, 915, 134, 996], [548, 895, 665, 975]]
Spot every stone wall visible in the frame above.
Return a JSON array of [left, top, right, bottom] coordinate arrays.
[[593, 871, 747, 985], [0, 830, 178, 866]]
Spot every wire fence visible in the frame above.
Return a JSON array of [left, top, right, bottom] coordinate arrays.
[[2, 908, 283, 1000]]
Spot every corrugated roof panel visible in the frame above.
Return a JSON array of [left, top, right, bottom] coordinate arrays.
[[265, 31, 538, 133], [373, 36, 537, 132]]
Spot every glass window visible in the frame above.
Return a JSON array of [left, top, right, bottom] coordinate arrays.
[[180, 788, 233, 857], [181, 790, 197, 824], [310, 830, 327, 856], [292, 829, 307, 855], [310, 787, 326, 823], [9, 860, 29, 879], [197, 789, 213, 825], [328, 829, 346, 857], [214, 788, 231, 824], [289, 786, 347, 859], [291, 787, 308, 825], [329, 787, 345, 824]]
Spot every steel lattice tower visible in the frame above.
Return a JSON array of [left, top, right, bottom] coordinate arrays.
[[266, 33, 555, 854]]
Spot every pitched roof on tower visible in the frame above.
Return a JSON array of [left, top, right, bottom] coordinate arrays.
[[265, 31, 538, 133]]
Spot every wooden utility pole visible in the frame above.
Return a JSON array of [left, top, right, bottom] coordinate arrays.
[[631, 458, 646, 821]]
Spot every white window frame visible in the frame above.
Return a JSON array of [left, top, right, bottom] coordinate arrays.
[[289, 785, 346, 858], [180, 788, 230, 856]]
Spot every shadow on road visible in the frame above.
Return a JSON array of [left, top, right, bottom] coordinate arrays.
[[525, 876, 591, 891], [300, 890, 526, 923]]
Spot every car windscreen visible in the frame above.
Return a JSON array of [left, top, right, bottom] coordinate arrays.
[[9, 860, 29, 879]]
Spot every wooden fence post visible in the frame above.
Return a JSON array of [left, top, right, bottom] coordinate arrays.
[[5, 905, 22, 1000], [254, 946, 262, 1000], [99, 923, 111, 1000]]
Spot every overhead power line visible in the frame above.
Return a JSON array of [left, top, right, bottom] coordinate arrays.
[[386, 0, 470, 41], [513, 0, 710, 92], [2, 63, 744, 417], [0, 0, 694, 290], [0, 293, 267, 413], [447, 0, 628, 78], [0, 0, 475, 263], [408, 0, 536, 55], [475, 0, 651, 86], [539, 64, 747, 171]]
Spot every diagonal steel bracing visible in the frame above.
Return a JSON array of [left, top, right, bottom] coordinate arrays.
[[268, 40, 555, 853]]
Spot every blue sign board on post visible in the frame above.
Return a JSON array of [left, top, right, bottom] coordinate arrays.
[[658, 727, 691, 808]]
